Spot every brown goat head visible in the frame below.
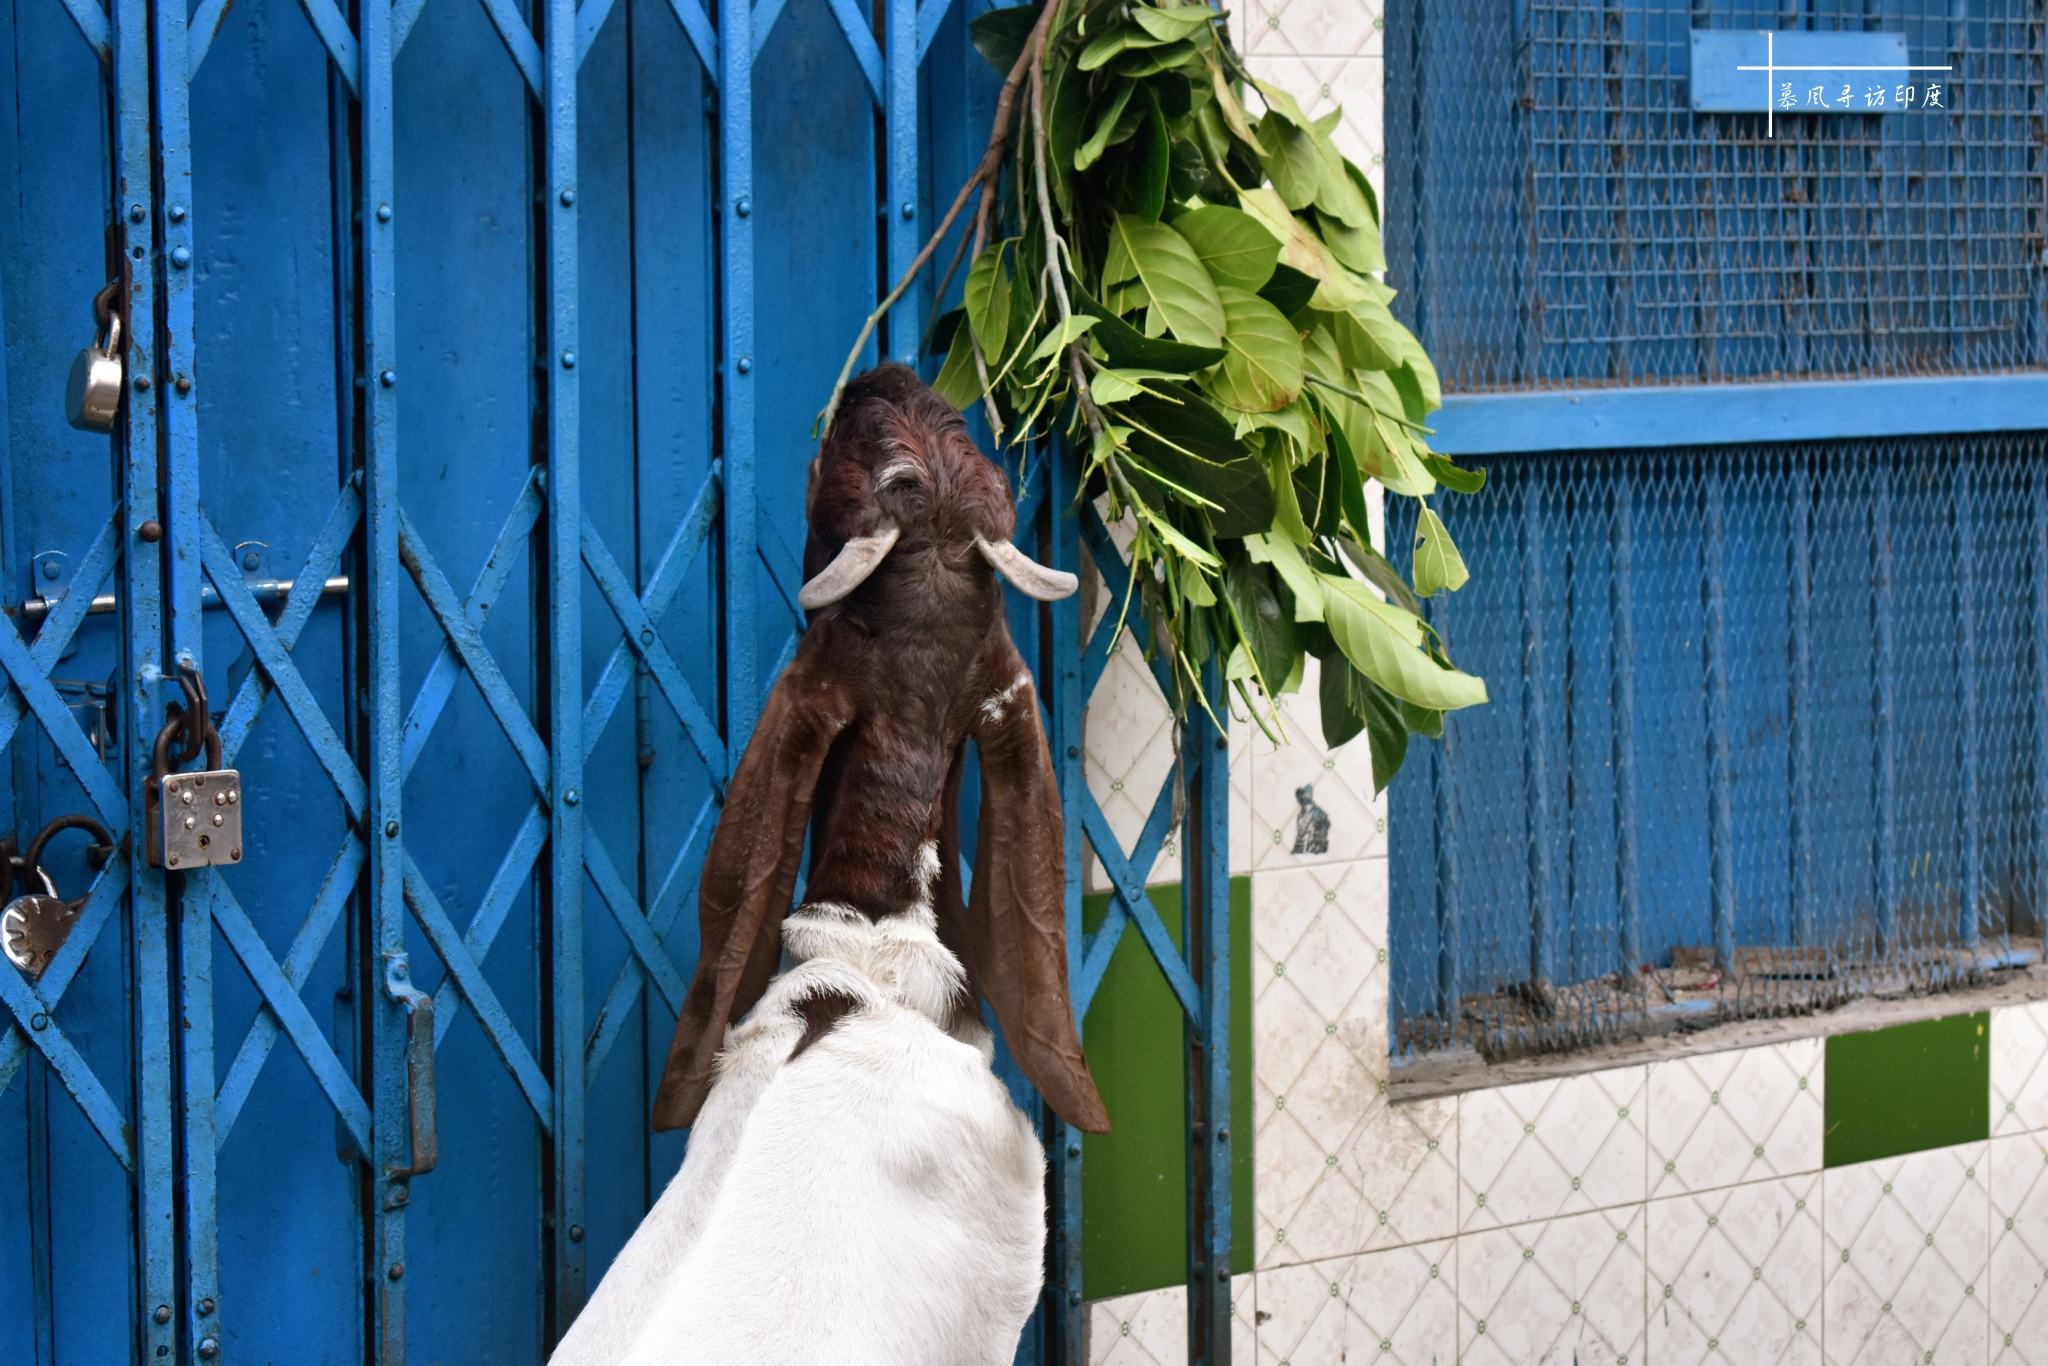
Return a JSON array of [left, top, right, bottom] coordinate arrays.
[[652, 362, 1110, 1135]]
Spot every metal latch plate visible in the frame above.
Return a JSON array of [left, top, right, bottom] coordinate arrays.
[[160, 770, 244, 869]]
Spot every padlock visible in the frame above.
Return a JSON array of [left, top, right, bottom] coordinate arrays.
[[146, 664, 244, 870], [64, 298, 123, 434], [2, 816, 113, 980]]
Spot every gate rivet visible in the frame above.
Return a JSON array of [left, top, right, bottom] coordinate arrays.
[[734, 196, 751, 217], [1066, 1141, 1080, 1158], [198, 1299, 214, 1315], [129, 205, 146, 224], [153, 1306, 171, 1324], [560, 188, 576, 207], [134, 375, 151, 392], [735, 357, 752, 374], [385, 820, 400, 837], [139, 521, 163, 542], [175, 377, 192, 396], [28, 1013, 47, 1031], [569, 1224, 585, 1243], [1218, 1128, 1230, 1143], [197, 1338, 217, 1359], [1068, 746, 1080, 759], [640, 628, 654, 644], [560, 350, 577, 369], [563, 788, 580, 806], [388, 1263, 404, 1281], [170, 247, 191, 269], [376, 203, 392, 222], [1068, 1290, 1081, 1305], [379, 370, 396, 388], [167, 204, 187, 223], [900, 202, 915, 220], [1216, 1269, 1229, 1283]]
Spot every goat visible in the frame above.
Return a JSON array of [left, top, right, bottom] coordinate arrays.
[[549, 363, 1109, 1366]]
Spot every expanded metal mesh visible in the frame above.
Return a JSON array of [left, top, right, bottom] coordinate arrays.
[[1388, 433, 2048, 1058], [1383, 0, 2048, 390]]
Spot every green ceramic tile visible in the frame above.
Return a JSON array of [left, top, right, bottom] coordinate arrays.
[[1824, 1012, 1989, 1167]]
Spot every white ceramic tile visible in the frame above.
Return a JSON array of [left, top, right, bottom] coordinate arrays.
[[1458, 1206, 1646, 1366], [1648, 1038, 1825, 1197], [1242, 0, 1385, 59], [1243, 56, 1385, 184], [1459, 1066, 1648, 1231], [1255, 1243, 1455, 1366], [1991, 1132, 2048, 1363], [1250, 657, 1388, 870], [1083, 629, 1178, 892], [1090, 1284, 1181, 1366], [1260, 1093, 1456, 1268], [1823, 1142, 1990, 1366], [1646, 1175, 1822, 1364], [1994, 1000, 2048, 1136]]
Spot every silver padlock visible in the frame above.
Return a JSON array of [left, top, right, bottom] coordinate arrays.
[[64, 309, 122, 434], [1, 866, 65, 980], [158, 769, 244, 870]]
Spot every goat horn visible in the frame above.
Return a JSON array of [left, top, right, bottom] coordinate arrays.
[[798, 524, 901, 610], [975, 535, 1078, 602]]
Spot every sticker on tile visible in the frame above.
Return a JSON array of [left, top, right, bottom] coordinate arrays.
[[1250, 657, 1388, 869]]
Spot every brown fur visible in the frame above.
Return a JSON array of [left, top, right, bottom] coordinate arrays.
[[653, 364, 1110, 1135]]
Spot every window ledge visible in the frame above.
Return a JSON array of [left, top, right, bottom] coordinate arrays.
[[1389, 959, 2048, 1104]]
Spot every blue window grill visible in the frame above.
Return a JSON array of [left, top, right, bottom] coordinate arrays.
[[1385, 0, 2048, 391], [1388, 433, 2048, 1058]]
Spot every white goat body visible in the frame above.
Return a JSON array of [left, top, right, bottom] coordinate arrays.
[[549, 900, 1046, 1366]]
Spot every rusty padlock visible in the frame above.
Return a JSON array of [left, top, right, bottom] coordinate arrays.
[[1, 816, 114, 980], [146, 664, 243, 871], [64, 281, 124, 434]]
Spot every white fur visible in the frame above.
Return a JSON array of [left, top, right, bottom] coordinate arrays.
[[977, 674, 1029, 727], [549, 902, 1045, 1366]]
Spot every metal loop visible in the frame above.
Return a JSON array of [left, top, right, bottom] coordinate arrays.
[[19, 814, 114, 906]]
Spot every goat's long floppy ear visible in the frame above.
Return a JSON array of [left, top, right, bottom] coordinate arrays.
[[963, 640, 1111, 1134], [652, 651, 854, 1131]]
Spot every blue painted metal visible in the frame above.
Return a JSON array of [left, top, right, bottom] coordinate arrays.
[[1610, 476, 1639, 976], [1957, 460, 1981, 949], [1430, 376, 2048, 457], [1183, 661, 1230, 1364], [2, 2, 1234, 1360], [1703, 469, 1735, 973], [1047, 436, 1087, 1366], [1873, 460, 1897, 956], [1520, 480, 1553, 989], [1788, 456, 1812, 945]]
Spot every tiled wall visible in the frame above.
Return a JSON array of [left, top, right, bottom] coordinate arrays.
[[1074, 12, 2048, 1361]]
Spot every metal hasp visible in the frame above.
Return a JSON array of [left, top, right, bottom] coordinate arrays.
[[156, 771, 243, 870], [1689, 30, 1913, 112], [381, 954, 438, 1180]]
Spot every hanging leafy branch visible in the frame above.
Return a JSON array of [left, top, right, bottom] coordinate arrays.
[[824, 0, 1488, 789]]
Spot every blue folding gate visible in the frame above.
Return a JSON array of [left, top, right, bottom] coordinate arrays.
[[0, 0, 1233, 1362]]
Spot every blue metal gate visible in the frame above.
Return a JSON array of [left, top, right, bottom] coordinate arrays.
[[0, 0, 1233, 1361]]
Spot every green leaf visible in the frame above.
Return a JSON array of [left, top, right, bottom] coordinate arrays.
[[1317, 651, 1367, 749], [1077, 289, 1227, 370], [1115, 38, 1201, 77], [1235, 187, 1372, 311], [1247, 75, 1317, 130], [1171, 206, 1280, 291], [1222, 553, 1299, 695], [1336, 536, 1426, 619], [1129, 90, 1170, 223], [1266, 447, 1313, 545], [1411, 506, 1470, 596], [1180, 555, 1218, 606], [1420, 453, 1486, 495], [1166, 136, 1207, 200], [1120, 385, 1274, 537], [1025, 314, 1099, 365], [1243, 531, 1325, 621], [1258, 264, 1319, 319], [1103, 214, 1226, 347], [1404, 351, 1443, 413], [1074, 83, 1140, 171], [1320, 306, 1402, 371], [1308, 140, 1375, 229], [1256, 115, 1325, 211], [1321, 403, 1376, 547], [1207, 286, 1304, 413], [1401, 700, 1443, 738], [932, 320, 985, 411], [1078, 21, 1174, 71], [1320, 576, 1488, 711], [1316, 209, 1386, 274], [968, 1, 1039, 73], [964, 244, 1012, 362], [1131, 2, 1218, 42], [925, 305, 964, 360], [1090, 367, 1184, 404], [1356, 666, 1412, 790]]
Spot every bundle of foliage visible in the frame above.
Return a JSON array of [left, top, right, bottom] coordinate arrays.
[[824, 0, 1487, 788]]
